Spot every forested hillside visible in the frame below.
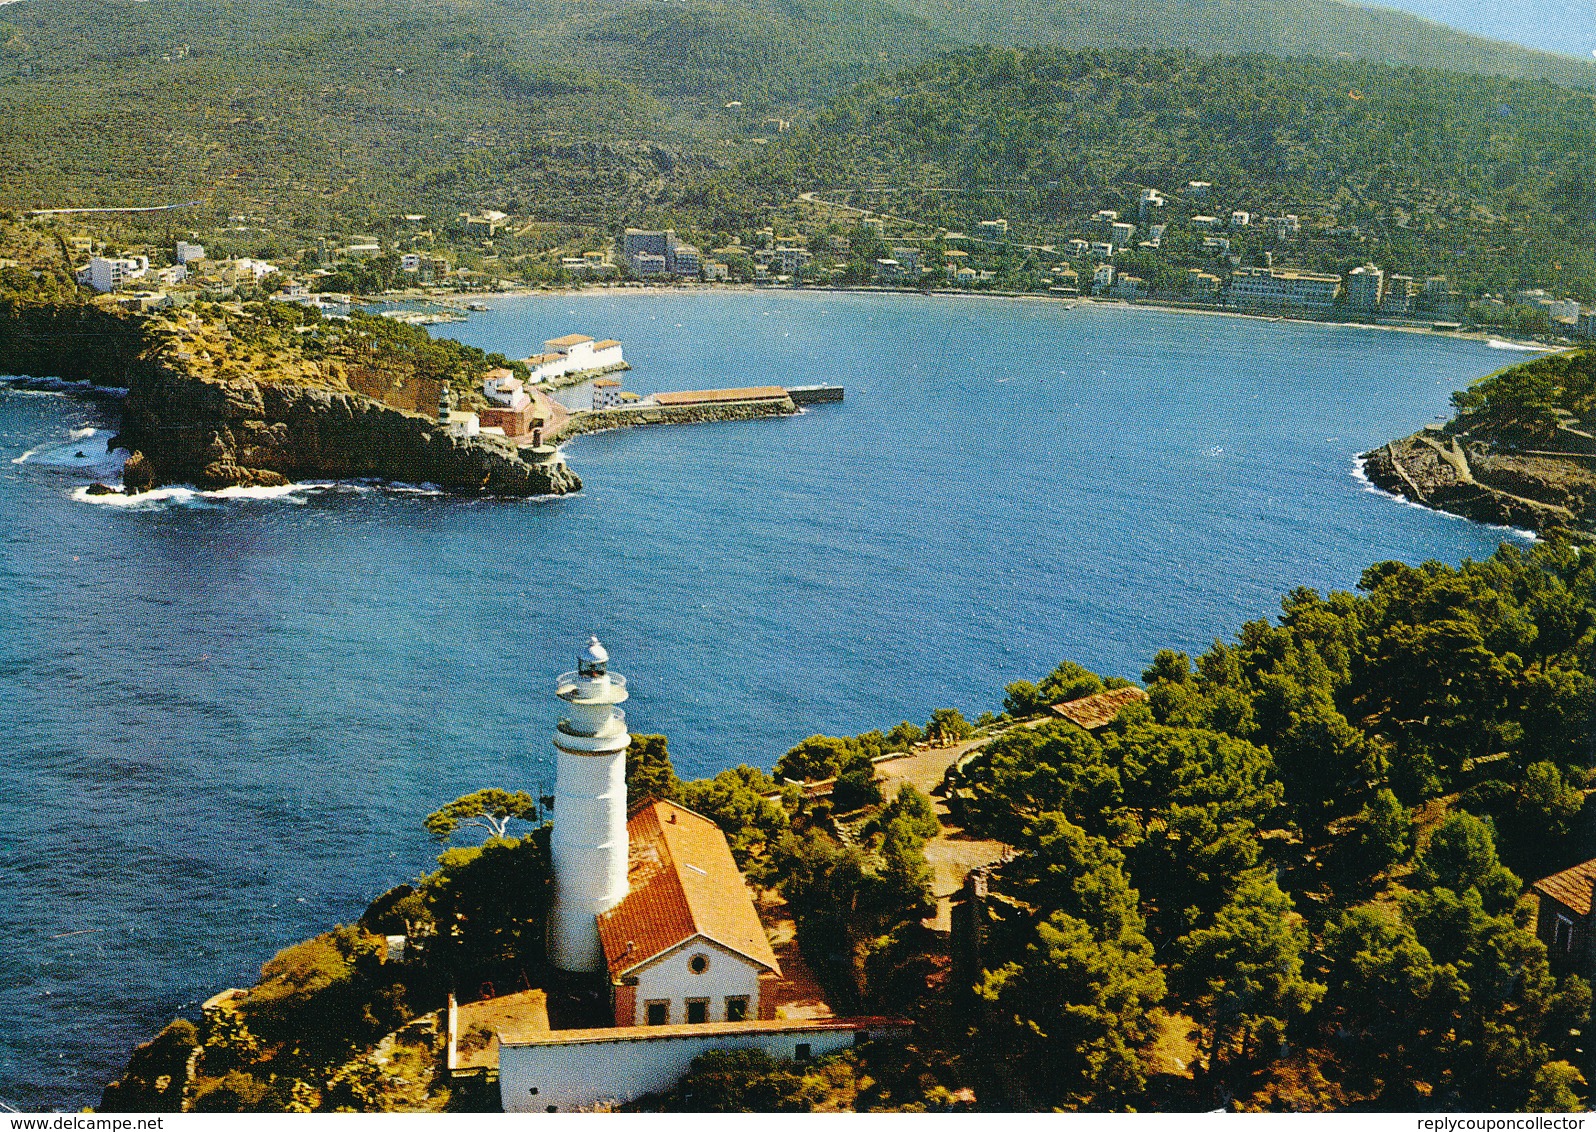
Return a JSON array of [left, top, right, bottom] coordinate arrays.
[[665, 48, 1596, 297], [1, 0, 1594, 236], [890, 0, 1596, 84]]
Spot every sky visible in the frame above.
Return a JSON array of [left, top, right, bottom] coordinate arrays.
[[1371, 0, 1596, 57]]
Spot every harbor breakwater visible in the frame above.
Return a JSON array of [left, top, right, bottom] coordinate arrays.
[[553, 393, 799, 440]]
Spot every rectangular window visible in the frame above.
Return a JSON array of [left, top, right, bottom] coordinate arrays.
[[725, 996, 749, 1022], [686, 998, 709, 1024], [1554, 914, 1574, 952], [645, 1001, 668, 1026]]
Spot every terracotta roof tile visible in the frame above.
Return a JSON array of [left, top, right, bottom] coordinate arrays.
[[1533, 857, 1596, 917], [1051, 686, 1149, 730], [597, 800, 780, 981], [547, 333, 594, 348]]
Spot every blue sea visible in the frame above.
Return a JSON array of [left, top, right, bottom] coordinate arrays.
[[0, 291, 1527, 1110]]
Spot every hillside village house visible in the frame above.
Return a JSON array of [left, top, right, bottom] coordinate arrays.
[[76, 255, 148, 293], [477, 368, 539, 436], [1533, 858, 1596, 977]]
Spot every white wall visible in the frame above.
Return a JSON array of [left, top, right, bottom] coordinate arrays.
[[528, 344, 624, 384], [548, 738, 629, 972], [500, 1025, 878, 1112], [627, 937, 763, 1026]]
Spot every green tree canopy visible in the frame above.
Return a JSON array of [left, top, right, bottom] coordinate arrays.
[[422, 788, 539, 844], [1172, 871, 1325, 1073], [626, 732, 682, 803]]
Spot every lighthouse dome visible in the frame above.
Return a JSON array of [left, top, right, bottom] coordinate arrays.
[[583, 636, 609, 665]]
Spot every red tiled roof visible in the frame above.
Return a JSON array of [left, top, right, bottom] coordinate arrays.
[[1051, 685, 1149, 730], [597, 800, 780, 981], [547, 333, 594, 348], [1533, 858, 1596, 917]]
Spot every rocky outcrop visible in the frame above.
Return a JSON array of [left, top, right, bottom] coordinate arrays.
[[1361, 429, 1595, 540], [119, 365, 581, 497], [1, 300, 579, 497]]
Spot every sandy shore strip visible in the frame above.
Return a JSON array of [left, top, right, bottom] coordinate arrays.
[[368, 282, 1560, 352]]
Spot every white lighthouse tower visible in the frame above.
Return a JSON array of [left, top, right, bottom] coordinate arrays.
[[547, 636, 632, 973]]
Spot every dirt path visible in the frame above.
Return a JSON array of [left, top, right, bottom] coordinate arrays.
[[874, 737, 1010, 931]]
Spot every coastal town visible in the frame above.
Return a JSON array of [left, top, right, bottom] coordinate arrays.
[[34, 173, 1596, 345]]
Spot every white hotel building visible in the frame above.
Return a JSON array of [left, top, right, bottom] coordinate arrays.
[[523, 334, 625, 384]]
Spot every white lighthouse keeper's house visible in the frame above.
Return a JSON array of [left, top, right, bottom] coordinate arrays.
[[466, 635, 912, 1112], [547, 636, 633, 973]]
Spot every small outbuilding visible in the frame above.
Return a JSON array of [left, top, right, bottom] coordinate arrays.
[[599, 800, 782, 1028], [1050, 686, 1149, 731], [1532, 857, 1596, 976]]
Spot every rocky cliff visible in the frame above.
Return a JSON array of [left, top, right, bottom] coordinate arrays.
[[1360, 429, 1595, 541], [117, 363, 581, 496], [0, 299, 579, 497]]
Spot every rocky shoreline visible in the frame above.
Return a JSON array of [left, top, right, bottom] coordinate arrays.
[[1360, 429, 1596, 542], [115, 366, 581, 496], [1, 300, 580, 498]]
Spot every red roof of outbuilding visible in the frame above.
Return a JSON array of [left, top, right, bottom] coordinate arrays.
[[597, 800, 781, 982], [1051, 686, 1149, 730], [1533, 858, 1596, 917]]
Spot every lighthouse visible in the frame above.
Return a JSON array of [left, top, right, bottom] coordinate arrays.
[[547, 636, 632, 973]]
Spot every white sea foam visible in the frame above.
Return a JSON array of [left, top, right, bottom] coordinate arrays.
[[0, 376, 127, 397], [71, 484, 202, 508], [14, 432, 127, 478], [1350, 455, 1536, 541], [70, 476, 453, 509], [1486, 338, 1557, 353]]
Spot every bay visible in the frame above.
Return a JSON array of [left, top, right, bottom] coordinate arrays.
[[0, 290, 1520, 1110]]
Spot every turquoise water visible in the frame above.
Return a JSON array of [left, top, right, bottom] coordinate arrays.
[[0, 291, 1521, 1110]]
